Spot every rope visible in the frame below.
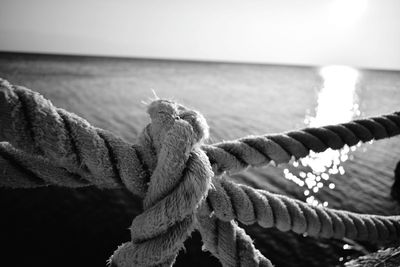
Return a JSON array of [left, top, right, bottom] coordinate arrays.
[[203, 113, 400, 174], [1, 78, 400, 267], [196, 204, 273, 267], [207, 177, 400, 242], [0, 78, 149, 195]]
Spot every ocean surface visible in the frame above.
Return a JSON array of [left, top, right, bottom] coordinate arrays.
[[0, 52, 399, 267]]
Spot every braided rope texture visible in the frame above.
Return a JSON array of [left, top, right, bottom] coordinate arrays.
[[1, 78, 400, 266]]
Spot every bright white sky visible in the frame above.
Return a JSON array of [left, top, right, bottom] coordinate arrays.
[[0, 0, 399, 70]]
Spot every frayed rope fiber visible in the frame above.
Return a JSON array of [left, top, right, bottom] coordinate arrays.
[[1, 78, 400, 266]]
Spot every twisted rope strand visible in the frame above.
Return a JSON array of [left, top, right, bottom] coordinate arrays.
[[196, 204, 273, 267], [0, 79, 152, 195], [0, 142, 89, 188], [203, 113, 400, 174], [207, 178, 400, 242]]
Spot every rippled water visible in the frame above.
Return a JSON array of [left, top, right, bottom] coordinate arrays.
[[284, 66, 361, 207], [0, 53, 399, 267]]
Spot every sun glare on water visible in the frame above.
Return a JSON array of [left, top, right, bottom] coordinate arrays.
[[283, 66, 361, 207]]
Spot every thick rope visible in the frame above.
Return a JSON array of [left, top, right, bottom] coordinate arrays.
[[196, 203, 273, 267], [0, 142, 90, 188], [207, 177, 400, 242], [1, 78, 400, 266], [0, 79, 149, 195], [203, 113, 400, 174]]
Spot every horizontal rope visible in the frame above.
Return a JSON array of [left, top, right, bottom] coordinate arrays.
[[203, 113, 400, 174], [0, 142, 90, 188], [206, 177, 400, 242]]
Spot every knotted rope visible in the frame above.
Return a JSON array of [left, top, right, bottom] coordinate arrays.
[[1, 78, 400, 266]]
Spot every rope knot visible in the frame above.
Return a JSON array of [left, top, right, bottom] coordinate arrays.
[[146, 99, 209, 150], [111, 99, 214, 267]]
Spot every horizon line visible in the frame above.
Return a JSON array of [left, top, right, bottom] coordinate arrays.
[[0, 50, 397, 73]]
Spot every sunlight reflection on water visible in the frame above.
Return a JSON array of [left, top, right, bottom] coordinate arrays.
[[283, 65, 361, 206]]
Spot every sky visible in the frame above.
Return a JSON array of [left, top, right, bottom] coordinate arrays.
[[0, 0, 399, 70]]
